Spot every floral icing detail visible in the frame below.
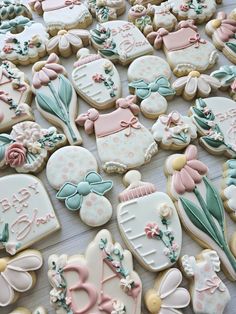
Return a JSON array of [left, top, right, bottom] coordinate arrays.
[[87, 0, 126, 23], [111, 300, 126, 314], [179, 0, 207, 14], [211, 65, 236, 100]]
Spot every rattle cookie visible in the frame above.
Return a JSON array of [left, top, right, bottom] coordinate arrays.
[[117, 170, 182, 272], [0, 0, 32, 20], [211, 65, 236, 101], [48, 229, 142, 314], [87, 0, 126, 23], [10, 307, 47, 314], [222, 160, 236, 222], [165, 145, 236, 281]]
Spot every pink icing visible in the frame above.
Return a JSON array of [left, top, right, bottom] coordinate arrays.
[[163, 28, 200, 51], [0, 90, 10, 104], [116, 95, 139, 114], [76, 108, 99, 135], [147, 28, 169, 49], [5, 143, 26, 167], [119, 183, 156, 202], [42, 0, 81, 11], [214, 12, 236, 42], [129, 6, 147, 18], [160, 111, 181, 127], [177, 19, 198, 31], [74, 54, 101, 68]]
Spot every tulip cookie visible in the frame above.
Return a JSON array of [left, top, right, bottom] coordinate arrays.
[[128, 55, 175, 119], [152, 111, 197, 150], [145, 268, 190, 314], [0, 0, 32, 20], [206, 11, 236, 64], [90, 20, 153, 66], [165, 145, 236, 281], [72, 48, 122, 110], [190, 97, 236, 158], [222, 160, 236, 222], [211, 65, 236, 101], [77, 96, 158, 174], [48, 229, 142, 314], [147, 20, 218, 77], [32, 53, 82, 145], [117, 170, 182, 272], [0, 61, 33, 132], [10, 307, 47, 314], [0, 249, 43, 306], [87, 0, 126, 22]]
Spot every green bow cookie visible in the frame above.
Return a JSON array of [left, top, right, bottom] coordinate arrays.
[[0, 16, 33, 34]]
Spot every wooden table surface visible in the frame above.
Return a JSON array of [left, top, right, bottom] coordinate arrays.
[[1, 0, 236, 313]]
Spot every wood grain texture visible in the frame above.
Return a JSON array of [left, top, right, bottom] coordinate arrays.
[[1, 0, 236, 313]]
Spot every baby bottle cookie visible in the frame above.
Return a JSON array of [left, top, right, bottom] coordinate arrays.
[[128, 55, 175, 119], [147, 19, 218, 77], [32, 53, 82, 146], [0, 61, 33, 132], [222, 159, 236, 222], [117, 170, 182, 272], [10, 307, 47, 314], [181, 250, 230, 314], [0, 0, 32, 20], [77, 95, 158, 174], [87, 0, 126, 23], [72, 48, 122, 110], [211, 65, 236, 101], [165, 145, 236, 281], [48, 229, 142, 314]]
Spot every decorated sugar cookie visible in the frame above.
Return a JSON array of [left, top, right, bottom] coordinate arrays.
[[165, 145, 236, 281], [87, 0, 126, 22], [128, 55, 175, 119], [181, 250, 230, 314], [0, 61, 33, 132], [147, 20, 218, 77], [72, 48, 122, 110], [0, 16, 49, 65], [0, 174, 60, 255], [129, 0, 163, 5], [10, 307, 47, 314], [152, 111, 197, 150], [190, 97, 236, 158], [90, 20, 153, 66], [211, 65, 236, 101], [128, 5, 154, 35], [0, 121, 66, 173], [0, 0, 32, 20], [0, 249, 43, 306], [206, 11, 236, 64], [222, 160, 236, 222], [32, 53, 82, 145], [77, 95, 158, 174], [117, 170, 182, 272], [46, 29, 90, 58], [29, 0, 92, 36], [48, 229, 142, 314], [145, 268, 190, 314], [148, 3, 177, 31]]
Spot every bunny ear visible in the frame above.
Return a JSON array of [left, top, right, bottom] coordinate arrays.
[[161, 287, 190, 309], [0, 275, 14, 306], [3, 267, 33, 292], [158, 268, 183, 299], [8, 250, 43, 271]]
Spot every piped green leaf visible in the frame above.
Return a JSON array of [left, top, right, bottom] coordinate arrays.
[[201, 136, 224, 148], [99, 49, 118, 57], [194, 116, 211, 131], [58, 75, 72, 110]]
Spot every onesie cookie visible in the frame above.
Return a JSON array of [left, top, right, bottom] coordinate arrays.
[[205, 11, 236, 64], [128, 55, 175, 119], [0, 174, 60, 255], [147, 20, 218, 77], [117, 170, 182, 272], [152, 111, 197, 150], [32, 53, 82, 145], [173, 71, 221, 100], [0, 249, 43, 306], [145, 268, 190, 314], [222, 160, 236, 222], [181, 250, 230, 314], [46, 29, 90, 58], [0, 121, 66, 173], [165, 145, 236, 281], [10, 307, 47, 314], [148, 3, 177, 31], [90, 20, 153, 66], [87, 0, 126, 23], [72, 48, 122, 110], [29, 0, 92, 36], [77, 95, 158, 174], [0, 0, 32, 20], [0, 61, 33, 132], [190, 97, 236, 158], [48, 229, 142, 314], [0, 16, 49, 65], [211, 65, 236, 101]]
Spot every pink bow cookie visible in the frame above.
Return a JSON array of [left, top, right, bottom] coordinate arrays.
[[76, 108, 99, 134]]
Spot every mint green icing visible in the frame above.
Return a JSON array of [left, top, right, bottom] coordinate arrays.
[[211, 65, 236, 86], [0, 16, 33, 34], [0, 0, 31, 20], [226, 42, 236, 53]]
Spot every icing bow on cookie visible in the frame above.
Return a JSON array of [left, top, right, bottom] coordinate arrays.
[[76, 108, 99, 134], [177, 19, 198, 31], [212, 12, 236, 43], [116, 95, 140, 114], [189, 33, 206, 48], [147, 28, 169, 49], [56, 171, 113, 210], [0, 17, 33, 34], [160, 111, 181, 127]]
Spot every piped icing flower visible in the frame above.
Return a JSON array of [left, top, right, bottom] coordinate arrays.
[[209, 12, 236, 43], [5, 143, 26, 167]]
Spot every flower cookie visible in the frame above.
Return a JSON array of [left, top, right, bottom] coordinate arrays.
[[90, 21, 153, 66], [117, 170, 182, 272], [10, 307, 47, 314], [0, 16, 49, 65], [0, 121, 66, 173], [211, 65, 236, 101], [87, 0, 126, 23], [190, 97, 236, 158], [72, 48, 122, 110], [32, 53, 82, 146], [147, 20, 218, 77], [181, 250, 230, 314], [222, 159, 236, 222], [0, 0, 32, 20], [145, 268, 190, 314], [128, 55, 175, 119], [29, 0, 92, 36], [0, 61, 33, 132], [48, 229, 142, 314], [77, 95, 158, 174], [46, 29, 90, 58], [0, 249, 43, 306], [152, 111, 197, 150], [205, 11, 236, 64], [165, 145, 236, 281]]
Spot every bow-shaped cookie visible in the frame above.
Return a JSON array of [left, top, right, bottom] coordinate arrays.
[[129, 76, 175, 100], [56, 171, 113, 211], [0, 16, 33, 34]]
